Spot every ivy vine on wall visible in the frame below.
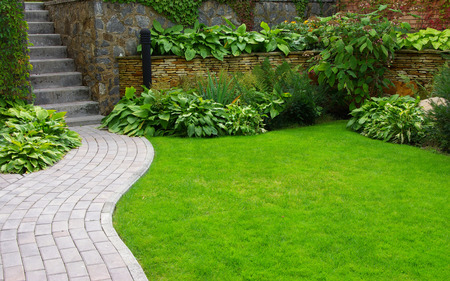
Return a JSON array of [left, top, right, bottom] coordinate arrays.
[[216, 0, 258, 31], [103, 0, 309, 29], [104, 0, 204, 26], [0, 0, 32, 100], [292, 0, 309, 19]]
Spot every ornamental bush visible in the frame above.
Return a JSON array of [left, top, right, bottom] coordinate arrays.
[[309, 5, 411, 110], [347, 95, 430, 144], [0, 98, 82, 174], [99, 86, 270, 138], [0, 0, 33, 100]]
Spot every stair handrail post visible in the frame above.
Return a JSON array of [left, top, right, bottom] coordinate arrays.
[[140, 28, 152, 88]]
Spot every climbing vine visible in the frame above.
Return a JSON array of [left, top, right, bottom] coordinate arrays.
[[103, 0, 320, 29], [103, 0, 203, 25], [337, 0, 449, 30], [217, 0, 258, 30], [0, 0, 32, 100], [292, 0, 309, 19]]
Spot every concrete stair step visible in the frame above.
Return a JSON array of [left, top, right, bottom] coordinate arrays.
[[31, 58, 76, 74], [28, 34, 62, 46], [25, 2, 44, 11], [25, 10, 49, 22], [28, 22, 54, 34], [29, 46, 68, 59], [41, 101, 100, 118], [66, 115, 105, 127], [34, 86, 90, 105], [24, 2, 103, 127], [30, 72, 82, 89]]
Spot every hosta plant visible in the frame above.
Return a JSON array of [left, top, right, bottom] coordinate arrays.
[[225, 103, 266, 136], [347, 95, 429, 144], [0, 99, 81, 174], [397, 28, 450, 51], [100, 87, 229, 138]]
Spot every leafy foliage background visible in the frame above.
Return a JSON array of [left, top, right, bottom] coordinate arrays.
[[0, 0, 33, 100]]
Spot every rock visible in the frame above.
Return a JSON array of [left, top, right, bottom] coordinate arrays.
[[419, 97, 448, 112], [106, 16, 125, 33]]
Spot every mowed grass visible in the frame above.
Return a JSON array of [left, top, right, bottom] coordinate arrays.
[[113, 121, 449, 281]]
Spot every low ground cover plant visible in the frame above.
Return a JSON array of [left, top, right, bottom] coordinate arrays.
[[100, 86, 267, 137], [0, 98, 82, 174], [101, 59, 323, 137], [347, 95, 429, 144], [114, 121, 450, 280]]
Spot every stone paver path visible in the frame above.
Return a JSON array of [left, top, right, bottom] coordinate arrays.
[[0, 126, 153, 281]]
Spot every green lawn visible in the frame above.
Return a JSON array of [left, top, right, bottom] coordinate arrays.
[[113, 121, 449, 281]]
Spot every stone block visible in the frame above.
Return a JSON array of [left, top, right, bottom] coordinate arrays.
[[106, 16, 125, 33]]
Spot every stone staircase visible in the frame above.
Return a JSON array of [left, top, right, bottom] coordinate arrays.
[[25, 2, 104, 127]]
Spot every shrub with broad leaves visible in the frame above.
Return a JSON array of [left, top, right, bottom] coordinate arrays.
[[347, 95, 430, 144], [0, 98, 81, 174]]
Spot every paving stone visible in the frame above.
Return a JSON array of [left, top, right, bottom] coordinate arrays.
[[87, 263, 111, 280], [19, 242, 40, 257], [36, 234, 55, 247], [81, 249, 104, 265], [2, 251, 23, 267], [4, 265, 26, 281], [40, 245, 61, 260], [66, 260, 89, 278], [60, 247, 83, 263], [25, 269, 47, 281], [47, 272, 69, 281], [1, 240, 20, 253], [102, 252, 127, 269], [109, 267, 134, 281], [22, 255, 45, 271], [44, 258, 66, 275], [0, 126, 153, 280]]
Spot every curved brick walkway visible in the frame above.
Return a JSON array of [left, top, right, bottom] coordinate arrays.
[[0, 126, 153, 281]]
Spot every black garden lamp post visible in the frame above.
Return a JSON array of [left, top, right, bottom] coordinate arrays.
[[140, 28, 152, 88]]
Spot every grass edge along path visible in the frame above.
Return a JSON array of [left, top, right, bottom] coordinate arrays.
[[113, 121, 449, 281]]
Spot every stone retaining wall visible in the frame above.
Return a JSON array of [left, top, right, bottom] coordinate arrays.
[[118, 49, 449, 98], [118, 51, 319, 94], [44, 0, 337, 114]]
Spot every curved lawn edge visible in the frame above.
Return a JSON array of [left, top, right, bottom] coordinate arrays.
[[101, 134, 155, 281], [113, 121, 450, 280]]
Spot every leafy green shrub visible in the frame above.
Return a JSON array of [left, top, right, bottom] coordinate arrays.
[[314, 84, 350, 119], [0, 99, 82, 174], [101, 85, 279, 138], [169, 91, 229, 137], [100, 87, 180, 137], [347, 95, 429, 144], [0, 0, 33, 99], [235, 59, 320, 128], [142, 19, 293, 61], [225, 103, 265, 136], [309, 5, 410, 109], [426, 64, 450, 152], [100, 87, 253, 138], [398, 28, 450, 51], [271, 70, 321, 128]]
